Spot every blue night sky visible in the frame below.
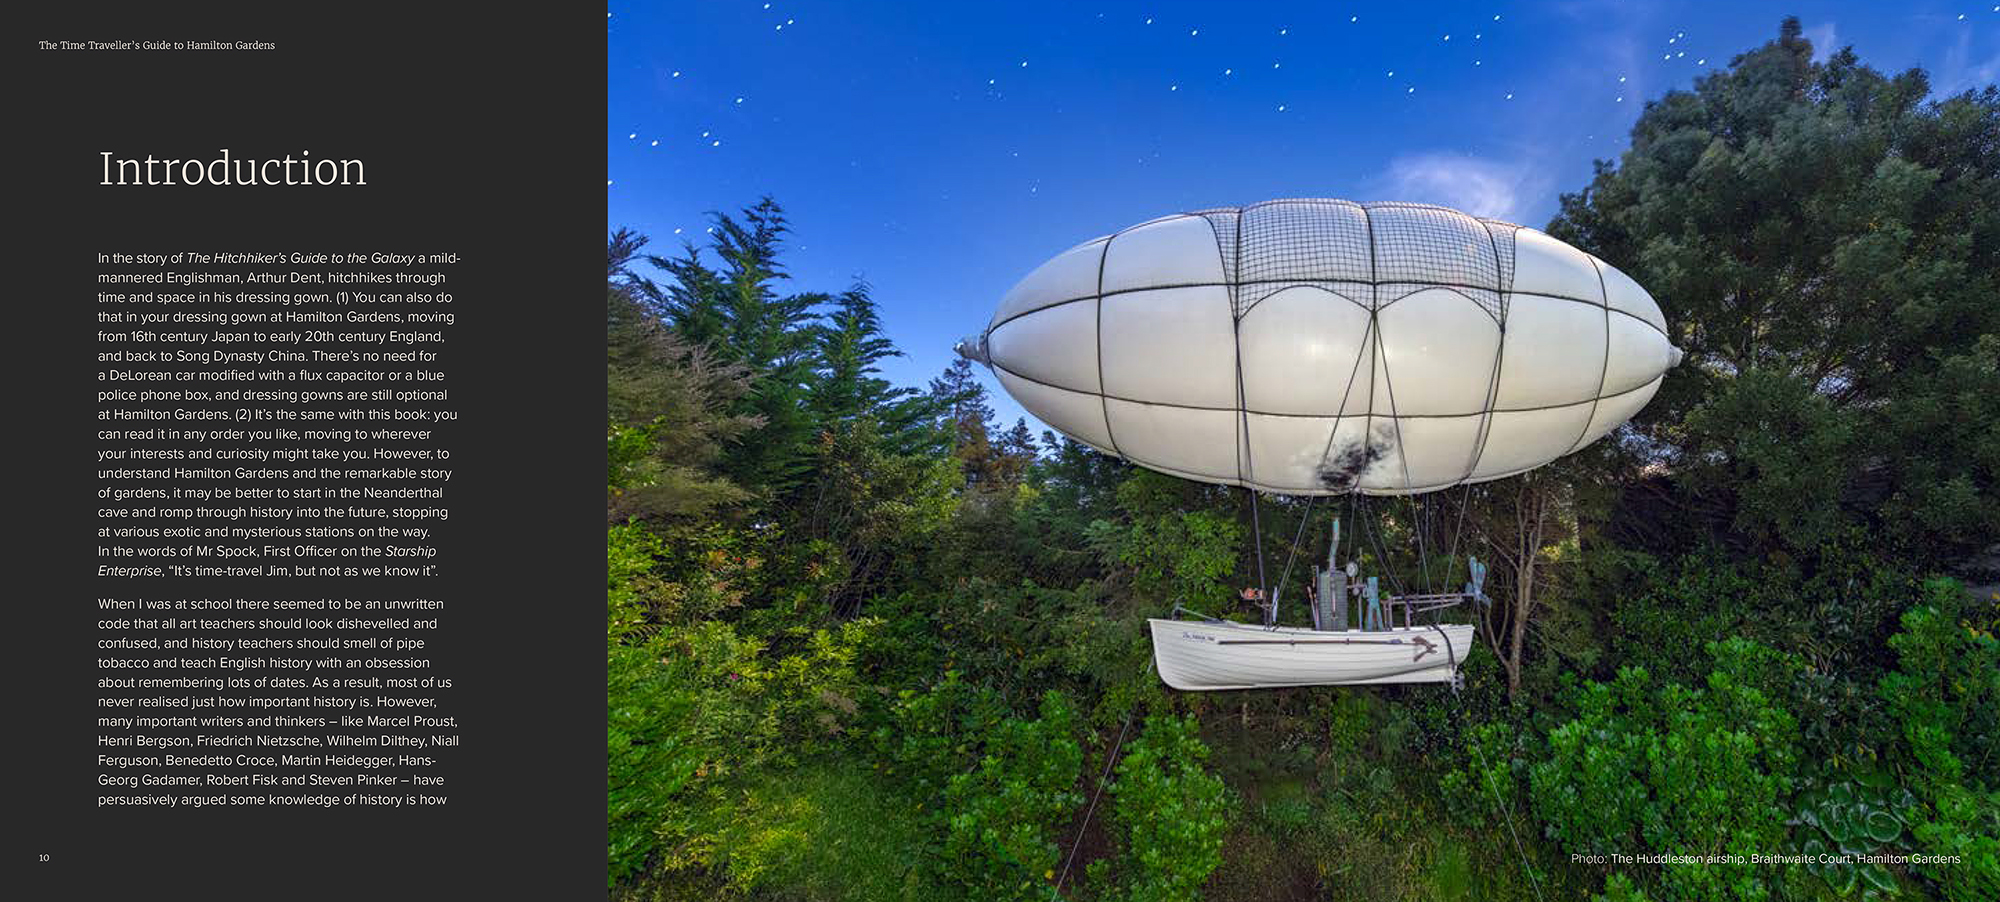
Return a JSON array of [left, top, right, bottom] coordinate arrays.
[[608, 1, 1997, 431]]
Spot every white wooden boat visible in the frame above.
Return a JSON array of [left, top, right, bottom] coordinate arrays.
[[1148, 618, 1475, 690]]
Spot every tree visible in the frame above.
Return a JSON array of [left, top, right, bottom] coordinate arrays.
[[1545, 18, 2000, 564], [993, 418, 1039, 484], [630, 198, 828, 495], [771, 419, 961, 617], [930, 358, 1004, 490], [807, 283, 939, 454], [924, 363, 1041, 495], [1458, 470, 1580, 702], [606, 237, 757, 521], [606, 226, 647, 281], [1034, 432, 1128, 518]]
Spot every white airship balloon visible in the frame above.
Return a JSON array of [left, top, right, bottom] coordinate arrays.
[[959, 199, 1682, 495]]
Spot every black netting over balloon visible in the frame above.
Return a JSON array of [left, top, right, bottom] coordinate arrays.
[[974, 197, 1677, 497], [1193, 208, 1240, 285], [1193, 200, 1519, 322], [1238, 200, 1375, 285], [1480, 218, 1522, 298]]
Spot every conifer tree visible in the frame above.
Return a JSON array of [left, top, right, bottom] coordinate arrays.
[[605, 244, 756, 520], [630, 198, 826, 495], [808, 283, 939, 453], [993, 418, 1039, 485], [929, 358, 1002, 488]]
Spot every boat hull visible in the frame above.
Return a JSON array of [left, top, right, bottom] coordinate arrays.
[[1148, 618, 1475, 690]]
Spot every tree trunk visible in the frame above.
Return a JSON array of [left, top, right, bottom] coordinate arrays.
[[1504, 481, 1545, 702], [1507, 561, 1530, 699]]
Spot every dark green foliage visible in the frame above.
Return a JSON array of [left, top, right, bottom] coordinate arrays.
[[1678, 370, 1854, 551], [875, 670, 1010, 800], [608, 624, 705, 884], [1089, 716, 1231, 902], [1089, 509, 1244, 612], [938, 695, 1082, 901], [628, 199, 829, 494], [1595, 873, 1655, 902], [1447, 640, 1802, 902], [606, 277, 757, 521], [930, 358, 1039, 493], [1548, 17, 2000, 563], [1038, 432, 1131, 515], [930, 581, 1132, 702], [997, 418, 1039, 467], [807, 283, 941, 455], [707, 764, 933, 901], [757, 419, 960, 618], [607, 520, 879, 887], [1085, 470, 1249, 616], [605, 611, 878, 885], [605, 522, 745, 637], [1790, 776, 1916, 899], [1597, 541, 1931, 769], [1879, 582, 1998, 790], [1875, 580, 2000, 900]]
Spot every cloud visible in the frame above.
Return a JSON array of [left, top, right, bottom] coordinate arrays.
[[1802, 22, 1838, 64], [1373, 0, 1653, 225], [1370, 152, 1550, 222], [1936, 28, 2000, 96]]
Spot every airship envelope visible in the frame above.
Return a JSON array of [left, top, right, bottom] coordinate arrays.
[[960, 199, 1682, 495]]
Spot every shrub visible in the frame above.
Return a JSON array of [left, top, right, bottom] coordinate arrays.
[[607, 638, 705, 885], [607, 522, 753, 640], [1600, 541, 1920, 769], [935, 691, 1084, 901], [1438, 720, 1532, 829], [606, 519, 878, 885], [1790, 775, 1916, 899], [916, 579, 1123, 700], [1091, 715, 1231, 902], [1529, 639, 1801, 902], [1595, 873, 1654, 902], [1089, 504, 1242, 610], [1875, 579, 1999, 901], [712, 765, 932, 901], [874, 669, 1010, 801]]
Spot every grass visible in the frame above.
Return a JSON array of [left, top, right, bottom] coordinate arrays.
[[614, 760, 932, 902], [612, 694, 1566, 902]]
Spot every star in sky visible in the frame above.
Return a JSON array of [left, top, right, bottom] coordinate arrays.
[[607, 2, 1997, 425]]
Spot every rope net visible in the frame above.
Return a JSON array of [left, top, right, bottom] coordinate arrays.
[[1194, 200, 1519, 323]]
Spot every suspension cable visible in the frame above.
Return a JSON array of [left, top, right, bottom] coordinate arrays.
[[1412, 491, 1433, 596], [1271, 494, 1319, 618], [1458, 692, 1548, 902], [1435, 493, 1547, 902], [1360, 495, 1406, 598], [1272, 312, 1372, 618], [1055, 712, 1134, 896], [1445, 485, 1471, 573], [1371, 306, 1432, 602], [1248, 488, 1268, 621]]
